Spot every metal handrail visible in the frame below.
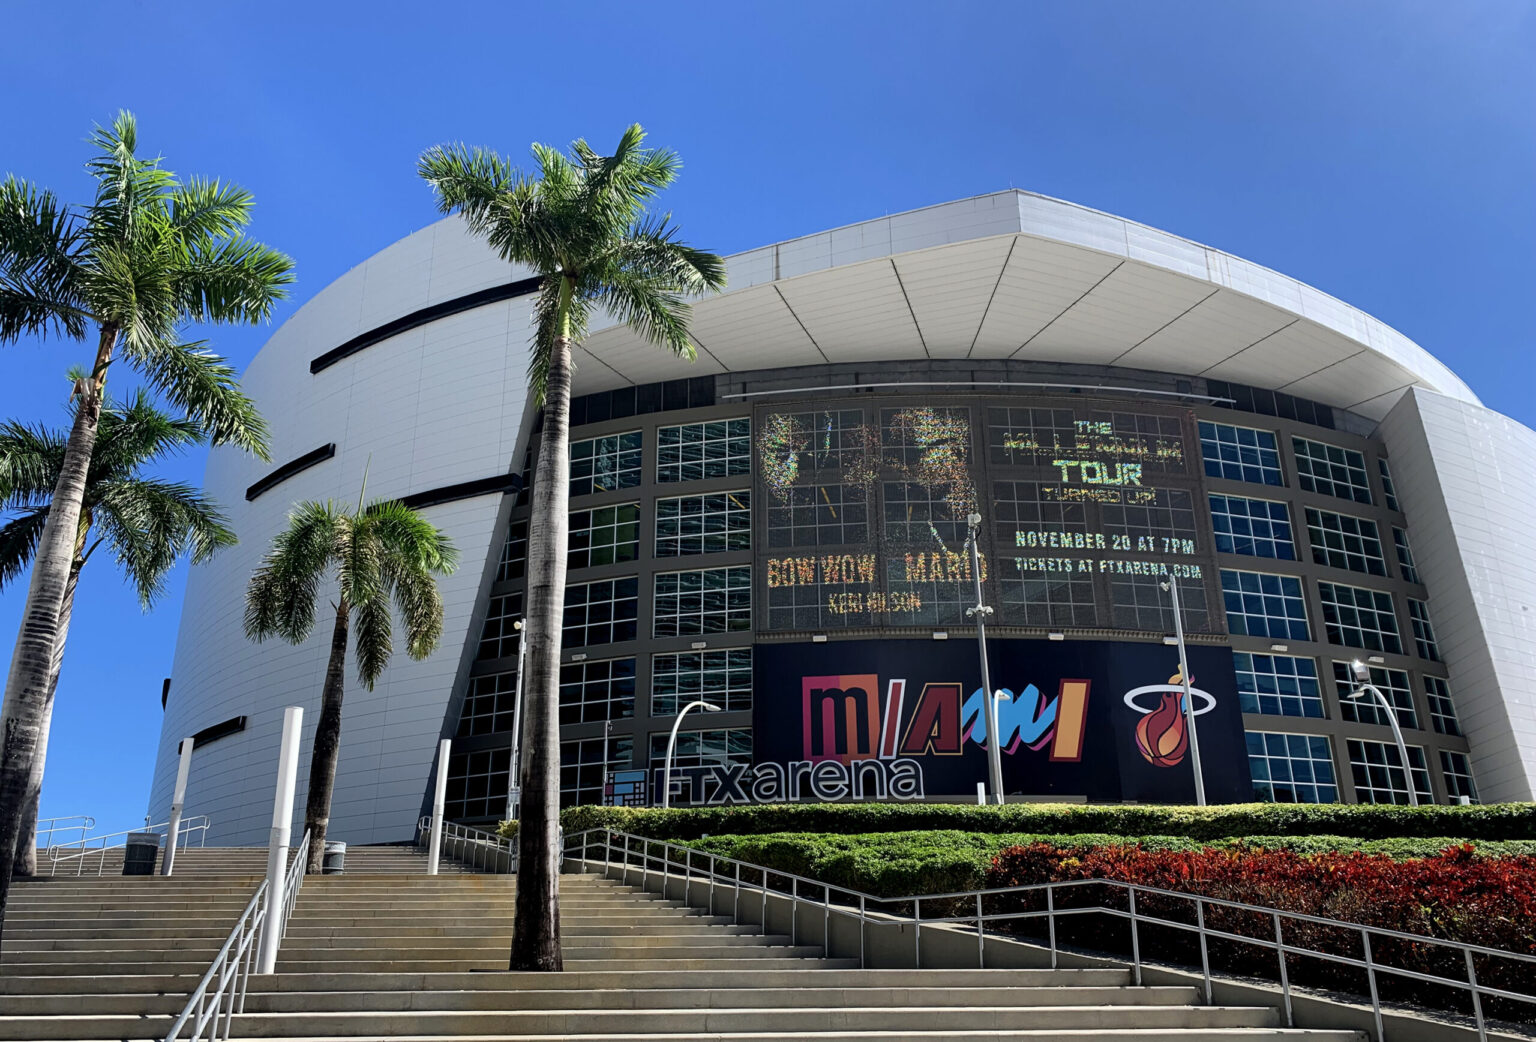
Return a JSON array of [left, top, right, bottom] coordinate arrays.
[[36, 814, 95, 847], [161, 880, 267, 1042], [47, 815, 211, 876], [279, 830, 311, 940], [417, 815, 517, 873], [565, 827, 1536, 1042]]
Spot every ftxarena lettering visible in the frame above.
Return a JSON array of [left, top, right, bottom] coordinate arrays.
[[652, 758, 924, 807]]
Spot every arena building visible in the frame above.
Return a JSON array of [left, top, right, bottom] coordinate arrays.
[[149, 191, 1536, 846]]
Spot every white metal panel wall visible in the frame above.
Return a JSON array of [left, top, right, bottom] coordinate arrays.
[[1378, 388, 1536, 802], [148, 218, 535, 846]]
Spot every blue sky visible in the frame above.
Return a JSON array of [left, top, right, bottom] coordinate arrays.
[[2, 1, 1532, 832]]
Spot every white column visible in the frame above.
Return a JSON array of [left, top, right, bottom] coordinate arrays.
[[257, 706, 303, 975], [427, 738, 450, 875], [160, 736, 195, 876]]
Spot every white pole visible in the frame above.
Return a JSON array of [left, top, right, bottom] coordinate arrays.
[[161, 736, 195, 876], [965, 513, 1004, 805], [1164, 578, 1206, 806], [257, 706, 303, 975], [1366, 682, 1420, 807], [504, 620, 527, 822], [427, 738, 451, 875], [662, 701, 720, 809]]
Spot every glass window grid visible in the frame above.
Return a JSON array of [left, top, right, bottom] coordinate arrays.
[[562, 577, 639, 648], [1293, 437, 1372, 504], [653, 566, 752, 637], [445, 747, 509, 821], [1108, 574, 1212, 634], [1099, 489, 1200, 544], [561, 735, 633, 807], [883, 480, 971, 546], [1347, 739, 1432, 805], [1245, 731, 1338, 804], [1221, 569, 1310, 641], [652, 648, 753, 716], [1318, 581, 1403, 654], [986, 406, 1080, 467], [766, 483, 870, 548], [477, 593, 523, 661], [656, 418, 752, 482], [1425, 675, 1461, 737], [767, 578, 867, 631], [882, 555, 979, 627], [496, 519, 528, 583], [559, 657, 636, 726], [569, 503, 641, 570], [1379, 458, 1400, 512], [1393, 528, 1420, 584], [1209, 494, 1295, 559], [457, 671, 518, 738], [656, 490, 751, 557], [990, 407, 1187, 476], [880, 405, 974, 470], [1407, 598, 1442, 662], [1440, 751, 1478, 803], [648, 726, 753, 771], [1199, 422, 1283, 485], [770, 409, 870, 471], [1305, 508, 1387, 576], [570, 431, 643, 496], [999, 568, 1100, 628], [1234, 653, 1323, 718], [1332, 662, 1418, 730]]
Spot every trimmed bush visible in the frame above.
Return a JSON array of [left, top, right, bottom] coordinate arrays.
[[681, 830, 1536, 897], [554, 800, 1536, 843], [987, 842, 1536, 1023]]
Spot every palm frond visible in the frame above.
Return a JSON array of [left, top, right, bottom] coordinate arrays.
[[96, 476, 236, 607], [0, 509, 49, 591], [0, 175, 89, 342], [350, 592, 393, 688], [173, 234, 295, 324], [168, 178, 255, 243], [390, 565, 444, 660], [245, 501, 342, 642], [0, 418, 67, 506], [85, 111, 176, 252], [87, 388, 205, 479], [595, 266, 695, 360], [125, 338, 271, 459]]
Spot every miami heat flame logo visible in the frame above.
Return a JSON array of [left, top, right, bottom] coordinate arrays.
[[1123, 668, 1215, 768]]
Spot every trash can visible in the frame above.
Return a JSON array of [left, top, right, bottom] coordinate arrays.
[[322, 840, 347, 875], [123, 832, 160, 876]]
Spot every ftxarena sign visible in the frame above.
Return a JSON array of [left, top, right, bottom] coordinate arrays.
[[658, 637, 1253, 806]]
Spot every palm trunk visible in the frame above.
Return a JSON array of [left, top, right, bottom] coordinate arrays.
[[14, 564, 81, 876], [303, 600, 350, 874], [0, 326, 114, 952], [510, 282, 575, 972]]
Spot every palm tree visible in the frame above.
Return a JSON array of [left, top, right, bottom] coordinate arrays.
[[419, 125, 725, 970], [0, 112, 290, 943], [0, 390, 236, 874], [245, 494, 457, 873]]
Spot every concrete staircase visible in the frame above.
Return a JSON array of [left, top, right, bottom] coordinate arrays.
[[33, 842, 479, 878], [0, 847, 1368, 1042]]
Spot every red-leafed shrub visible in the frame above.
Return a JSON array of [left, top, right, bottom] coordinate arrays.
[[986, 842, 1536, 1024]]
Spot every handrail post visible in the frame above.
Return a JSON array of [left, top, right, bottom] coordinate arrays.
[[1047, 884, 1058, 969], [1464, 948, 1487, 1042], [914, 896, 922, 968], [162, 736, 195, 876], [1273, 912, 1293, 1026], [1195, 899, 1212, 1005], [1128, 886, 1142, 986], [976, 892, 985, 968], [1363, 931, 1385, 1042], [427, 739, 450, 875], [859, 894, 866, 968], [824, 884, 831, 955], [257, 706, 302, 975]]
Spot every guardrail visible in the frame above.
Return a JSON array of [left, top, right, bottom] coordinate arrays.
[[565, 827, 1535, 1042], [35, 814, 95, 848], [416, 815, 517, 873], [161, 880, 267, 1042], [47, 815, 211, 876]]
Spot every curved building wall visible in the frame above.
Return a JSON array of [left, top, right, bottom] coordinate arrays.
[[149, 190, 1534, 846]]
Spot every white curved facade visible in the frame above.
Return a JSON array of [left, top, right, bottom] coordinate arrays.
[[149, 191, 1536, 846]]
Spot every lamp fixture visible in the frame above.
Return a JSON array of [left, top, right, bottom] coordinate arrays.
[[690, 640, 709, 650], [1269, 643, 1288, 653], [1162, 635, 1179, 646], [811, 634, 828, 644], [1048, 632, 1066, 641], [1367, 655, 1385, 665], [932, 631, 949, 640]]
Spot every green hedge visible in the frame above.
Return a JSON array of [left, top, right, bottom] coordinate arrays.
[[678, 830, 1536, 897], [551, 800, 1536, 843]]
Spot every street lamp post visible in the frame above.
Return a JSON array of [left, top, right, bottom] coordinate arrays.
[[661, 700, 722, 809], [503, 619, 527, 822], [1160, 577, 1207, 806], [965, 512, 1004, 806], [1348, 659, 1420, 807]]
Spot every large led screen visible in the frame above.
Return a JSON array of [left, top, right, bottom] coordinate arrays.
[[755, 396, 1218, 634]]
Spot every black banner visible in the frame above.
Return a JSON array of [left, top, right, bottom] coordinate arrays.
[[719, 637, 1253, 805]]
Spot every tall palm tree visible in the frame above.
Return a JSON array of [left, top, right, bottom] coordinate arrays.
[[419, 125, 725, 970], [245, 494, 457, 873], [0, 390, 236, 873], [0, 112, 290, 943]]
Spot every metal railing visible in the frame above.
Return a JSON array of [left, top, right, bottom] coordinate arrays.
[[566, 827, 1536, 1042], [161, 880, 267, 1042], [278, 830, 311, 940], [35, 814, 95, 848], [47, 815, 211, 876], [417, 815, 517, 873]]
